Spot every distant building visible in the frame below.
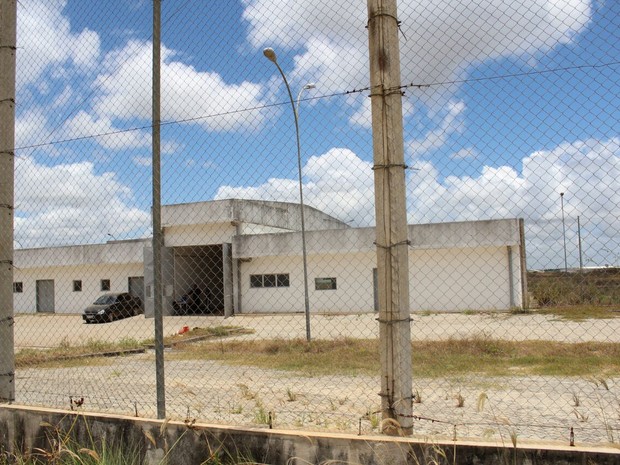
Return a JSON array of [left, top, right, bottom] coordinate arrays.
[[13, 199, 527, 316]]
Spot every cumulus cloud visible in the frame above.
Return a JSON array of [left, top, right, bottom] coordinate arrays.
[[214, 137, 620, 268], [17, 0, 101, 91], [408, 137, 620, 268], [215, 148, 375, 225], [410, 100, 467, 155], [14, 157, 151, 247], [243, 0, 592, 99], [91, 40, 269, 133]]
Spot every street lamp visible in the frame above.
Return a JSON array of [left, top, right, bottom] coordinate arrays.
[[560, 192, 567, 272], [263, 47, 314, 341]]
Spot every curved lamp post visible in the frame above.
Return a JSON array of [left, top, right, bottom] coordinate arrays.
[[263, 47, 314, 341]]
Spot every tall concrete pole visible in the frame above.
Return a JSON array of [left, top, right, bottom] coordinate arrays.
[[152, 0, 165, 418], [0, 0, 16, 403], [367, 0, 413, 435]]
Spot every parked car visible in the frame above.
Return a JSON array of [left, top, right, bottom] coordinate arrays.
[[82, 292, 143, 323], [172, 284, 213, 315]]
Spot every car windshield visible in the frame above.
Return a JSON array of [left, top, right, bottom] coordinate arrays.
[[93, 295, 118, 305]]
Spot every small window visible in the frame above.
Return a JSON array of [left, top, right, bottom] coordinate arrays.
[[250, 275, 263, 288], [250, 274, 290, 288], [13, 282, 23, 293], [73, 280, 82, 292], [315, 277, 337, 290], [101, 279, 111, 291], [264, 274, 277, 288], [276, 274, 290, 287]]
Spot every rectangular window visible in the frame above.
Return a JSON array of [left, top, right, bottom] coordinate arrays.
[[250, 274, 290, 288], [13, 282, 23, 293], [250, 275, 263, 288], [276, 274, 290, 287], [264, 274, 277, 288], [101, 279, 111, 291], [315, 277, 337, 290], [73, 280, 82, 292]]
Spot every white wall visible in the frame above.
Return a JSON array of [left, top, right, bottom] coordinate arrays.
[[235, 218, 525, 313], [236, 252, 375, 314], [13, 263, 144, 314], [237, 245, 519, 314]]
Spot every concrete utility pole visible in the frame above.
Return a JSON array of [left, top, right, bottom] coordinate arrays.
[[152, 0, 165, 419], [0, 0, 16, 403], [366, 0, 413, 435]]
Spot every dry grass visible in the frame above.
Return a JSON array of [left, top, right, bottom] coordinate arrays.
[[15, 326, 249, 368], [535, 305, 619, 321], [168, 335, 620, 378], [528, 268, 620, 309]]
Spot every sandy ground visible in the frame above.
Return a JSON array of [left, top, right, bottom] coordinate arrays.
[[11, 312, 620, 446], [14, 311, 620, 348]]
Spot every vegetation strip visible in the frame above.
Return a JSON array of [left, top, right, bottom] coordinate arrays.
[[168, 336, 620, 378], [15, 326, 251, 368]]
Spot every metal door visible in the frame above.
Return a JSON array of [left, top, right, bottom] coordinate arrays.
[[36, 279, 55, 313]]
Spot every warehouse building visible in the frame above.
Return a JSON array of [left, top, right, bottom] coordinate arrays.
[[13, 199, 527, 316]]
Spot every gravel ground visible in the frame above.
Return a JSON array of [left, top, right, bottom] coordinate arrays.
[[12, 311, 620, 446]]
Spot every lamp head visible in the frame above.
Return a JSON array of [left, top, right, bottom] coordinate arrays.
[[263, 48, 277, 63], [304, 83, 316, 90]]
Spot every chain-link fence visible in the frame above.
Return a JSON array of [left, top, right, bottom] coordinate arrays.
[[4, 0, 620, 447]]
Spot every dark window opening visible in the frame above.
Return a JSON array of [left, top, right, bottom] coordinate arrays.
[[315, 277, 337, 290], [250, 274, 290, 288]]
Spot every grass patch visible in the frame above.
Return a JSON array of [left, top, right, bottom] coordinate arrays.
[[15, 338, 145, 369], [528, 268, 620, 307], [170, 338, 378, 376], [16, 326, 249, 368], [167, 335, 620, 378], [535, 305, 619, 321]]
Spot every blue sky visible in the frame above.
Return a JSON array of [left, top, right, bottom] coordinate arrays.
[[13, 0, 620, 269]]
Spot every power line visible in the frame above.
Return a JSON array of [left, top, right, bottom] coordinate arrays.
[[14, 60, 620, 152]]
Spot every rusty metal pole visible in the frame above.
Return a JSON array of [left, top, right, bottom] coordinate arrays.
[[367, 0, 413, 435], [0, 0, 16, 403]]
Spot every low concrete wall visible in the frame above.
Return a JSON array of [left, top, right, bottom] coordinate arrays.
[[1, 405, 618, 465]]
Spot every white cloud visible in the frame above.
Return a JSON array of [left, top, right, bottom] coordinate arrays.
[[92, 40, 269, 133], [408, 137, 620, 268], [243, 0, 592, 108], [16, 0, 101, 91], [14, 157, 150, 247], [410, 100, 467, 155], [63, 110, 150, 150], [133, 157, 152, 167], [215, 137, 620, 269], [215, 148, 375, 225], [451, 148, 479, 160]]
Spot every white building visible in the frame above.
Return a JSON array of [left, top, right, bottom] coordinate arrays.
[[13, 199, 527, 316]]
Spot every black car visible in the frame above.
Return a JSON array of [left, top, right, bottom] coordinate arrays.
[[82, 292, 143, 323]]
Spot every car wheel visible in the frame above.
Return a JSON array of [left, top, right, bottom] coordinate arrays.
[[107, 312, 114, 323]]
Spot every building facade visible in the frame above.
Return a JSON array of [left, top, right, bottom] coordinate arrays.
[[13, 199, 527, 316]]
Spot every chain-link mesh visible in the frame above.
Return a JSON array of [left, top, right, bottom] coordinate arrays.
[[7, 0, 620, 446]]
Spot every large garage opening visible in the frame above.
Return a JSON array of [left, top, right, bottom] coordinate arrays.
[[173, 245, 227, 315]]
